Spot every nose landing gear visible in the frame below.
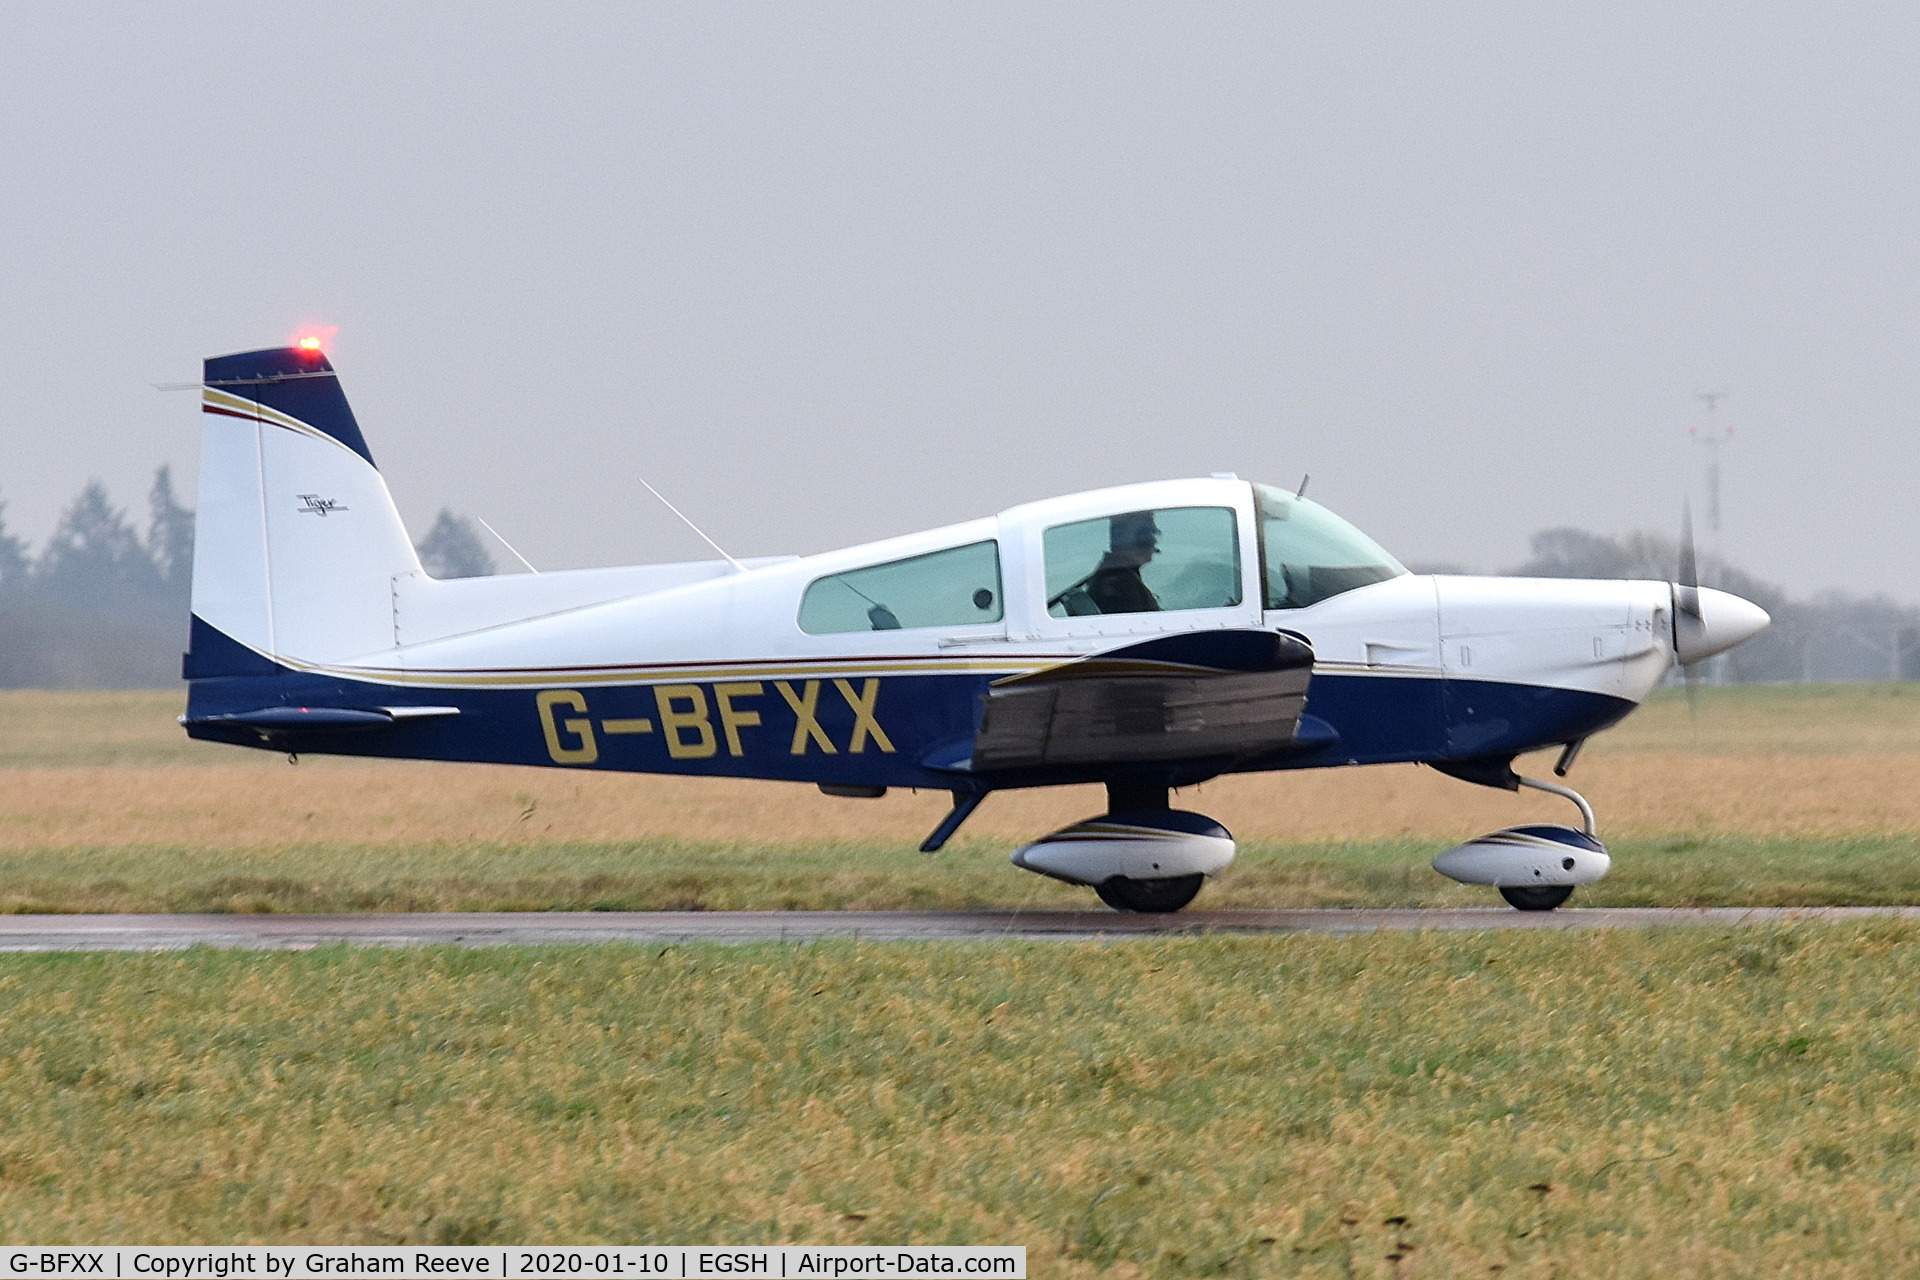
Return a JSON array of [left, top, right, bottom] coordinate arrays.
[[1431, 757, 1611, 911]]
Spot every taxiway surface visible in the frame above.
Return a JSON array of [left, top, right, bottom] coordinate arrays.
[[0, 907, 1910, 951]]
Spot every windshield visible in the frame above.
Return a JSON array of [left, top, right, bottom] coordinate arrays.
[[1256, 485, 1406, 609]]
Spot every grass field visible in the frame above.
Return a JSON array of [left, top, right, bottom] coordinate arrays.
[[3, 926, 1919, 1275], [2, 834, 1920, 914], [2, 688, 1919, 912], [5, 690, 1920, 1270], [1582, 681, 1920, 756]]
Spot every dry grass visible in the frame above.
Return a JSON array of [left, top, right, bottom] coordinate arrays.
[[10, 683, 1920, 849], [0, 690, 211, 768], [1588, 682, 1920, 756], [5, 689, 1920, 912], [3, 926, 1920, 1276], [3, 752, 1919, 854]]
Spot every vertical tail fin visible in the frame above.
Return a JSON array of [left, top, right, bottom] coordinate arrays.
[[187, 345, 421, 675]]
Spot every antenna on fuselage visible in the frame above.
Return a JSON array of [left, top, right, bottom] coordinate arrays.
[[1296, 474, 1310, 498], [475, 517, 540, 575], [633, 473, 745, 572]]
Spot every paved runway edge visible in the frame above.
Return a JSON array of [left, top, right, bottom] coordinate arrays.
[[0, 907, 1916, 951]]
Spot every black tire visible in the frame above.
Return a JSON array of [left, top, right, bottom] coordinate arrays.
[[1500, 885, 1574, 912], [1095, 874, 1205, 914]]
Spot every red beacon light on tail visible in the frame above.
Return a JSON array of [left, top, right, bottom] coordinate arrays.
[[290, 326, 337, 358]]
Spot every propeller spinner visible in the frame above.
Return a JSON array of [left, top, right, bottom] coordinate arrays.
[[1670, 502, 1770, 667]]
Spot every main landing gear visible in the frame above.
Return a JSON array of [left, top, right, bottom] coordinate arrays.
[[1431, 751, 1612, 912], [1006, 782, 1235, 914], [1498, 884, 1575, 912]]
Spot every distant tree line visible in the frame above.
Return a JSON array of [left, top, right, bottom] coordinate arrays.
[[0, 471, 492, 689], [2, 475, 1912, 687], [1497, 528, 1920, 683]]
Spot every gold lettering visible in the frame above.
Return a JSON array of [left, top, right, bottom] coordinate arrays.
[[834, 678, 895, 754], [601, 718, 654, 735], [712, 682, 764, 757], [774, 680, 837, 755], [536, 690, 598, 764], [653, 685, 718, 759]]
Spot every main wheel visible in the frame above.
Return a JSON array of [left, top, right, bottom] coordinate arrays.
[[1500, 885, 1574, 912], [1095, 874, 1205, 914]]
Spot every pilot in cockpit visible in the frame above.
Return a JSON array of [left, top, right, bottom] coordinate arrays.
[[1085, 511, 1162, 614]]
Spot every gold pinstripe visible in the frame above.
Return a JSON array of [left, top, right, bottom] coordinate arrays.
[[201, 388, 364, 459], [216, 641, 1448, 691], [261, 652, 1062, 690]]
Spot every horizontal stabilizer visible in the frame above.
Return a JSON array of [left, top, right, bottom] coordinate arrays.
[[970, 629, 1316, 772], [182, 705, 461, 736]]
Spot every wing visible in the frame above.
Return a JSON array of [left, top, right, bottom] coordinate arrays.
[[969, 629, 1315, 771]]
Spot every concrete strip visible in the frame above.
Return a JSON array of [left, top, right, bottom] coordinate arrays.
[[0, 907, 1914, 952]]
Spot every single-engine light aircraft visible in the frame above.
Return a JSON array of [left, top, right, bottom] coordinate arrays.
[[181, 344, 1770, 912]]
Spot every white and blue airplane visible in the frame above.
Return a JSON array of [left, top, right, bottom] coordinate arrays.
[[181, 342, 1770, 912]]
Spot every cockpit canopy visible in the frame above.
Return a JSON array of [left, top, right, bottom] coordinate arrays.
[[1045, 506, 1242, 617], [795, 479, 1407, 634], [1253, 484, 1406, 609]]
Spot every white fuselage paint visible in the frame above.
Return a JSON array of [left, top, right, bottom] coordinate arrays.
[[197, 441, 1685, 707]]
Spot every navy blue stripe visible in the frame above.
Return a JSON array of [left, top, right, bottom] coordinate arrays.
[[203, 347, 376, 467], [183, 661, 1637, 794], [182, 616, 291, 679]]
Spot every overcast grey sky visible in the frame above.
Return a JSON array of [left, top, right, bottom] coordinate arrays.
[[2, 2, 1916, 597]]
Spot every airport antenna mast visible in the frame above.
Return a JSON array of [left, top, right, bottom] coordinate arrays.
[[1691, 390, 1733, 571]]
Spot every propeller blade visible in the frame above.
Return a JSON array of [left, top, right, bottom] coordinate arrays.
[[1684, 650, 1700, 732], [1675, 499, 1702, 620], [1673, 499, 1703, 735]]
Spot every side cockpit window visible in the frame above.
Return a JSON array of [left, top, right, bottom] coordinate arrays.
[[1044, 506, 1241, 617], [799, 541, 1003, 634], [1256, 485, 1406, 609]]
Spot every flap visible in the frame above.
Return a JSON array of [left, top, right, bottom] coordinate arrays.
[[970, 629, 1315, 772]]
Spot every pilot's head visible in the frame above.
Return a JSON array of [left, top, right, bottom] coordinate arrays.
[[1107, 511, 1161, 567]]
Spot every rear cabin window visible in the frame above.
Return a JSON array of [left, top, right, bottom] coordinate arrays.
[[1044, 506, 1241, 617], [798, 540, 1004, 634]]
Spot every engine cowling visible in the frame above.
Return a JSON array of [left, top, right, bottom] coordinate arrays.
[[1011, 810, 1236, 886], [1432, 824, 1610, 888]]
